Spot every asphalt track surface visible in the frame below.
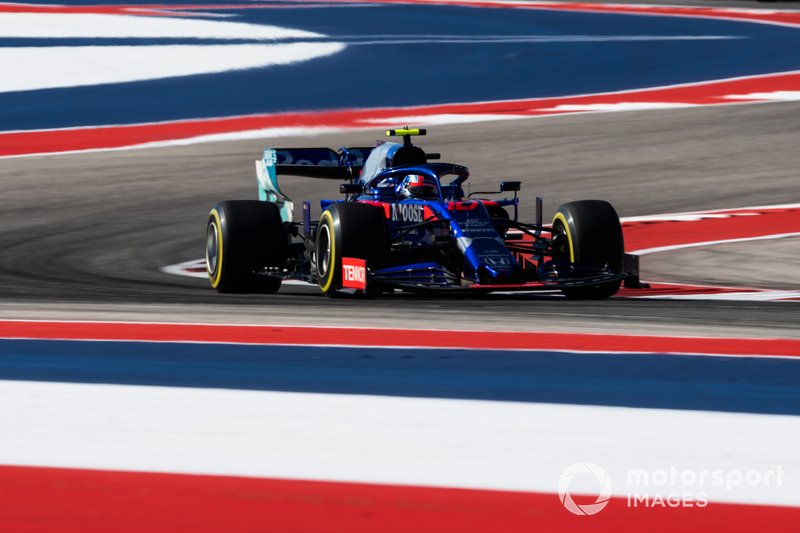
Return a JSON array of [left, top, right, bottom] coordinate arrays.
[[1, 101, 798, 337]]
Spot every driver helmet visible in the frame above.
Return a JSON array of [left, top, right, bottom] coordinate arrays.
[[396, 174, 438, 199]]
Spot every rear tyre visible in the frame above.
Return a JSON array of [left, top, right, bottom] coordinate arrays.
[[206, 200, 288, 294], [552, 200, 623, 299], [315, 203, 389, 297]]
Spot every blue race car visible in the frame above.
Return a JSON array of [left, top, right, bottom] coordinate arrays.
[[205, 128, 643, 298]]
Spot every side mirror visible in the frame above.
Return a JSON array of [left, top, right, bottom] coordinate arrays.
[[500, 181, 521, 192], [340, 183, 363, 195], [339, 183, 364, 194]]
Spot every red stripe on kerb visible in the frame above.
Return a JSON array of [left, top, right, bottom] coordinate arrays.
[[623, 207, 800, 253], [0, 321, 798, 357], [1, 465, 798, 533]]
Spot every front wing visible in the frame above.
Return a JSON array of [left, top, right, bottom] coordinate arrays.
[[365, 262, 628, 293]]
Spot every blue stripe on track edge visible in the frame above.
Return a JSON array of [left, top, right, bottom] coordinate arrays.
[[1, 339, 798, 415]]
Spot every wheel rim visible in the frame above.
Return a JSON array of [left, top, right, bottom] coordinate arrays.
[[206, 220, 219, 276], [316, 223, 332, 279], [551, 220, 569, 262]]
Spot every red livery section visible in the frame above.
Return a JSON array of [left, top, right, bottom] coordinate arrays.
[[448, 201, 480, 211], [1, 320, 798, 357], [1, 465, 798, 533]]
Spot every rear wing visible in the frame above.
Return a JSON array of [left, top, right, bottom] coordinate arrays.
[[256, 147, 373, 222]]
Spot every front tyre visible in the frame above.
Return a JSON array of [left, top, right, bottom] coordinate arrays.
[[486, 204, 511, 236], [315, 203, 388, 297], [552, 200, 624, 299], [206, 200, 288, 293]]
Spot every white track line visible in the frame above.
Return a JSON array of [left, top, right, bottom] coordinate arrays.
[[620, 203, 800, 222]]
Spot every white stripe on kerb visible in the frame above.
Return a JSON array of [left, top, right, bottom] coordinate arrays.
[[0, 380, 797, 506]]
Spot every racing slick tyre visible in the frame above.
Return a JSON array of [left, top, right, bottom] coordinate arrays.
[[315, 202, 389, 297], [552, 200, 624, 299], [486, 204, 511, 236], [206, 200, 288, 294]]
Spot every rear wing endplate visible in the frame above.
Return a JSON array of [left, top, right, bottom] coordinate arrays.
[[256, 147, 372, 222]]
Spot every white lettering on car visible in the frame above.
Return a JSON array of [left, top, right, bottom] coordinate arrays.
[[343, 264, 365, 283], [391, 204, 424, 223], [341, 257, 366, 290]]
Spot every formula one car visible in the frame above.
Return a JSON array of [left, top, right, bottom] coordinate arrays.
[[205, 128, 643, 298]]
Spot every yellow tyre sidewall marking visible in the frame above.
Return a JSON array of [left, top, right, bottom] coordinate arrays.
[[319, 210, 336, 293], [552, 212, 575, 263], [209, 209, 223, 289]]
